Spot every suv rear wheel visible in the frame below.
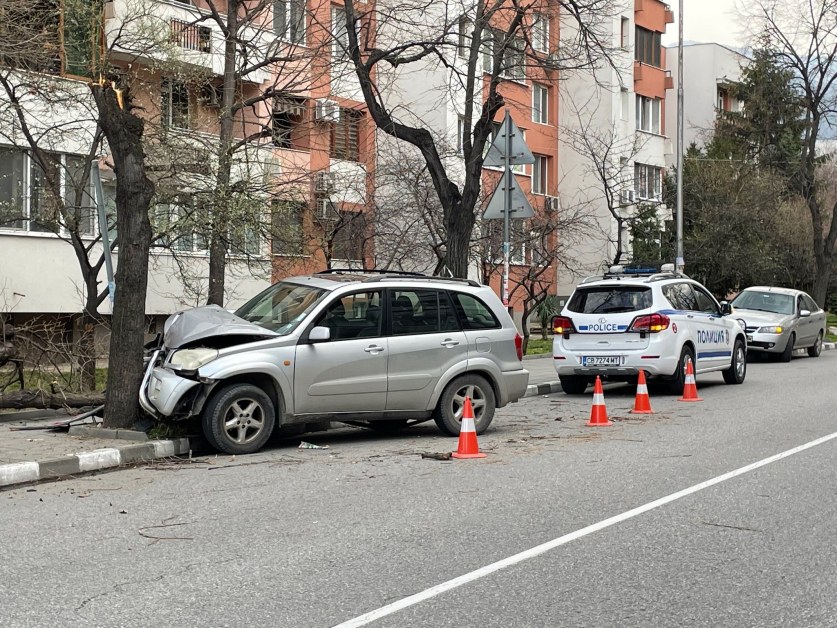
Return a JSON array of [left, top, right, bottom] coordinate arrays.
[[666, 346, 694, 395], [560, 375, 589, 395], [433, 374, 495, 436], [202, 383, 276, 454]]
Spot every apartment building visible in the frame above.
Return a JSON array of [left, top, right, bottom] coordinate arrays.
[[664, 41, 747, 162], [0, 0, 375, 340], [557, 0, 674, 299]]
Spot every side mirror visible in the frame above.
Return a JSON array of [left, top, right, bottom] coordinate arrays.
[[720, 301, 733, 315], [799, 309, 811, 318], [308, 326, 331, 343]]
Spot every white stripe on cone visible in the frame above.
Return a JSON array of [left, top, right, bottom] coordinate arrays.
[[593, 393, 605, 405], [460, 417, 476, 433], [637, 384, 648, 395]]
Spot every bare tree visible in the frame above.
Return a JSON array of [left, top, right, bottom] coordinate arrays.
[[331, 0, 618, 278], [739, 0, 837, 305]]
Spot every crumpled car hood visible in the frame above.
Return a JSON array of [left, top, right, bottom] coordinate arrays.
[[163, 305, 277, 349], [733, 308, 790, 327]]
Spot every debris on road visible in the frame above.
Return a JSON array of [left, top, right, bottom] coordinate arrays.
[[420, 452, 452, 461], [299, 441, 329, 449]]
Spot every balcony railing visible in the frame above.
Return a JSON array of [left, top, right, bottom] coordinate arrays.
[[170, 19, 211, 53]]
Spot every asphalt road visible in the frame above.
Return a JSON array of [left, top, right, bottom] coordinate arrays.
[[2, 352, 836, 627]]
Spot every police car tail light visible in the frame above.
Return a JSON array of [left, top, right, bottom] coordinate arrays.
[[629, 313, 670, 333], [552, 316, 575, 335]]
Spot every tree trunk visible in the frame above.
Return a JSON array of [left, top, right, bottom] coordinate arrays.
[[91, 84, 155, 430], [812, 254, 831, 307]]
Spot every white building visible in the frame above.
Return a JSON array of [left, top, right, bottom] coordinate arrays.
[[664, 41, 748, 162]]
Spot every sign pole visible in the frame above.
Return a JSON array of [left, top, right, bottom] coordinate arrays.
[[502, 109, 511, 308]]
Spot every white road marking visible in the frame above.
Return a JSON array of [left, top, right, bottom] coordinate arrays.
[[333, 430, 837, 627]]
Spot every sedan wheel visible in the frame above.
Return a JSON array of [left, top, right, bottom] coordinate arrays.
[[808, 331, 823, 358], [202, 383, 275, 454]]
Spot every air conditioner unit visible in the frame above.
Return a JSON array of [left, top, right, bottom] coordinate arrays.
[[545, 195, 560, 213], [315, 171, 336, 193], [198, 84, 222, 107], [314, 99, 339, 122], [619, 189, 636, 205], [317, 198, 338, 220]]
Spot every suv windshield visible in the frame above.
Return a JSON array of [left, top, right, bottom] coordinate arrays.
[[732, 291, 794, 315], [568, 286, 652, 314], [235, 282, 327, 334]]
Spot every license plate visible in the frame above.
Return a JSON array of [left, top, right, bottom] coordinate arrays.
[[582, 356, 621, 367]]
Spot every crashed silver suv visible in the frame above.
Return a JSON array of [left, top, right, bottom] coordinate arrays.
[[139, 271, 530, 454]]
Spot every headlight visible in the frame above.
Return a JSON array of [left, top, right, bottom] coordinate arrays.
[[168, 348, 219, 371], [757, 326, 784, 334]]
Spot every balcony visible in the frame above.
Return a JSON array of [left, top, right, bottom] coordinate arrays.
[[170, 19, 211, 54], [634, 61, 667, 98]]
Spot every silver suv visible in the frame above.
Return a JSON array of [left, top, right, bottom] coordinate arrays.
[[139, 271, 530, 454]]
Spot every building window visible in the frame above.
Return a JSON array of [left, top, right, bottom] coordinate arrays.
[[332, 6, 349, 61], [635, 27, 661, 67], [483, 30, 525, 80], [532, 13, 548, 52], [331, 108, 362, 161], [636, 95, 661, 134], [620, 87, 629, 120], [271, 200, 305, 255], [273, 0, 306, 44], [717, 87, 730, 111], [634, 163, 663, 200], [532, 154, 548, 195], [162, 79, 190, 129], [532, 83, 548, 124], [272, 97, 308, 149], [458, 16, 472, 59], [332, 211, 366, 261], [620, 17, 630, 48], [0, 148, 95, 236], [153, 197, 207, 253], [229, 223, 261, 257]]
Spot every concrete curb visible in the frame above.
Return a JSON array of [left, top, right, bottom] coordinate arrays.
[[523, 381, 561, 397], [0, 438, 191, 489]]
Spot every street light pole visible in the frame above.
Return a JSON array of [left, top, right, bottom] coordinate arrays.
[[675, 0, 685, 272]]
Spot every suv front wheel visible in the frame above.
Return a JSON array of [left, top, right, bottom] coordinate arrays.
[[202, 383, 276, 454], [433, 374, 496, 436]]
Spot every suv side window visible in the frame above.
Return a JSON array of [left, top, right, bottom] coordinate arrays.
[[693, 285, 720, 315], [439, 291, 460, 332], [390, 289, 440, 335], [451, 292, 500, 330], [664, 282, 698, 311], [315, 290, 383, 340]]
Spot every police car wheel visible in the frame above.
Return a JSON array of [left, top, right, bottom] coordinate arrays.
[[722, 338, 746, 385], [666, 346, 694, 395], [560, 375, 590, 395]]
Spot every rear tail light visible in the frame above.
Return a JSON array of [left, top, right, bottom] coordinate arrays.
[[552, 316, 575, 335], [514, 333, 523, 361], [629, 313, 670, 333]]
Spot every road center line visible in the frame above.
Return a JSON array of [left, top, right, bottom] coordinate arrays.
[[333, 430, 837, 628]]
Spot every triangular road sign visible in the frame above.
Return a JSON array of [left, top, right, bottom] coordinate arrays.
[[483, 167, 535, 219], [484, 114, 535, 167]]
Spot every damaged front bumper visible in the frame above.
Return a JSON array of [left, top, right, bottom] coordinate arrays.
[[139, 349, 204, 419]]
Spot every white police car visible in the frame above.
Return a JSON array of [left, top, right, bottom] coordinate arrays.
[[552, 264, 747, 394]]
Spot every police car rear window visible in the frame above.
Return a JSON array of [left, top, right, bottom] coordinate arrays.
[[567, 287, 652, 314]]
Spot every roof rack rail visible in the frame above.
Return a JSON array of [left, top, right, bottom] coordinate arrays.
[[315, 268, 427, 277], [362, 274, 481, 287]]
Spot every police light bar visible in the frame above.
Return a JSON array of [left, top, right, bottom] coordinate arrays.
[[608, 265, 624, 274]]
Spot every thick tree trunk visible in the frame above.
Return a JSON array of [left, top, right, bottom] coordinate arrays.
[[0, 390, 104, 409], [91, 84, 154, 430]]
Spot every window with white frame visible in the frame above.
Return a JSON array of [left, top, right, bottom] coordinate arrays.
[[458, 16, 472, 59], [620, 17, 630, 48], [162, 78, 190, 129], [331, 6, 357, 62], [152, 197, 207, 253], [483, 30, 525, 80], [532, 83, 548, 124], [0, 147, 96, 236], [532, 13, 548, 52], [634, 163, 663, 200], [273, 0, 306, 44], [635, 95, 660, 134], [532, 154, 548, 195]]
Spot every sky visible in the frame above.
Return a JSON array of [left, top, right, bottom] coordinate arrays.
[[661, 0, 748, 49]]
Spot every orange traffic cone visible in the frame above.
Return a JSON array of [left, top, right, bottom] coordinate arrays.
[[678, 360, 703, 402], [452, 397, 486, 459], [587, 376, 612, 426], [631, 370, 654, 414]]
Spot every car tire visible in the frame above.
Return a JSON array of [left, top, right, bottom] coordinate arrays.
[[780, 333, 795, 363], [722, 338, 747, 384], [202, 383, 276, 455], [433, 374, 496, 436], [666, 345, 695, 395], [808, 331, 823, 358], [560, 375, 590, 395]]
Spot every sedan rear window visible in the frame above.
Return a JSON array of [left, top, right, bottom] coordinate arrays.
[[567, 286, 652, 314]]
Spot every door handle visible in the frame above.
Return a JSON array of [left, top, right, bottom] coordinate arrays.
[[364, 345, 384, 353], [440, 339, 460, 347]]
